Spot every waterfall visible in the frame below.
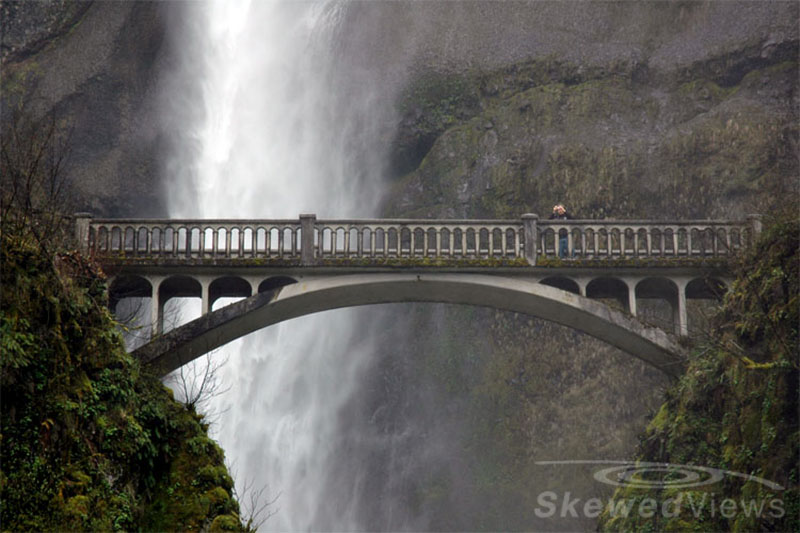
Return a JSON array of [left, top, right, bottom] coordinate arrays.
[[161, 1, 396, 529]]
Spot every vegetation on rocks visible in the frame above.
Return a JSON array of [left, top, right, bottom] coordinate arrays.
[[0, 120, 250, 530], [598, 212, 799, 532]]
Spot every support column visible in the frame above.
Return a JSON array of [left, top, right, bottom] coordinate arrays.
[[673, 278, 689, 337], [576, 278, 588, 297], [74, 212, 92, 254], [522, 213, 539, 265], [150, 277, 164, 338], [248, 278, 260, 297], [625, 278, 637, 317], [300, 214, 316, 266], [200, 278, 212, 315]]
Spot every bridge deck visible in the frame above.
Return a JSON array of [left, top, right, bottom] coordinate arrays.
[[77, 214, 760, 372]]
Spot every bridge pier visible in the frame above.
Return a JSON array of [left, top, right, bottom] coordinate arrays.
[[200, 279, 211, 315], [674, 278, 690, 337], [625, 280, 637, 317], [149, 276, 164, 337]]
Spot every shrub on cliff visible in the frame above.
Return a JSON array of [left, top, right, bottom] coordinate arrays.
[[597, 212, 799, 532], [0, 220, 247, 529]]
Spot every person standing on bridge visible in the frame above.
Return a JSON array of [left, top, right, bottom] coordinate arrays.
[[549, 204, 572, 258]]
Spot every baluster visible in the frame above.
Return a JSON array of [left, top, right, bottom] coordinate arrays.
[[579, 228, 586, 258], [675, 228, 682, 256], [565, 227, 572, 258], [712, 227, 719, 256], [723, 227, 731, 255]]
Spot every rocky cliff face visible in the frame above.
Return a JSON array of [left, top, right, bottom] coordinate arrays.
[[3, 1, 796, 216], [2, 1, 168, 216]]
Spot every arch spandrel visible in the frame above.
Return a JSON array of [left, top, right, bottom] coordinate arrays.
[[133, 274, 687, 378]]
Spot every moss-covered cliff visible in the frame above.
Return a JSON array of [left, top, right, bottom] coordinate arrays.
[[0, 225, 247, 530], [347, 30, 798, 531], [387, 50, 797, 220], [597, 213, 798, 532]]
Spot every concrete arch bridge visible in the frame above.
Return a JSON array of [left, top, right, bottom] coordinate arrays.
[[75, 214, 761, 378]]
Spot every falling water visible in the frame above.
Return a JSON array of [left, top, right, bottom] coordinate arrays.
[[162, 0, 397, 529]]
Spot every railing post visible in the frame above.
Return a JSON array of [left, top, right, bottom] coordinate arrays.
[[746, 214, 763, 244], [300, 214, 316, 266], [74, 212, 93, 254], [522, 213, 538, 265]]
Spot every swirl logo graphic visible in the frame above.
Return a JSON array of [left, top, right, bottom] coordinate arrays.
[[536, 460, 784, 491]]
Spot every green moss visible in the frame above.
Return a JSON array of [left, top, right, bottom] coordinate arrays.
[[597, 215, 799, 532], [0, 229, 249, 530]]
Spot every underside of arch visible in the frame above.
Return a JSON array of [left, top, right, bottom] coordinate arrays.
[[134, 274, 687, 378], [109, 275, 152, 312]]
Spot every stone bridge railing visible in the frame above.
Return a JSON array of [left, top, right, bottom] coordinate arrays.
[[76, 213, 761, 265]]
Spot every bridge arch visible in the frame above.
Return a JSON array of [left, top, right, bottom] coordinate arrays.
[[109, 275, 151, 312], [687, 277, 727, 299], [160, 275, 202, 301], [586, 276, 630, 312], [540, 276, 580, 295], [209, 276, 251, 308], [134, 273, 686, 378]]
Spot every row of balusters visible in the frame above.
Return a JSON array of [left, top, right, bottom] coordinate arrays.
[[541, 224, 749, 257], [89, 223, 524, 259], [88, 222, 749, 260]]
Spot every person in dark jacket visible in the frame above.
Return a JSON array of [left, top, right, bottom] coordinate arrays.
[[549, 204, 571, 258]]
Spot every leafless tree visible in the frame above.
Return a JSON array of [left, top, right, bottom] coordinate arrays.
[[227, 459, 279, 531], [1, 107, 74, 255], [165, 349, 231, 415]]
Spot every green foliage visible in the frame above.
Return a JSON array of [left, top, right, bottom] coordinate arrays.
[[0, 225, 247, 530], [597, 214, 799, 532]]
